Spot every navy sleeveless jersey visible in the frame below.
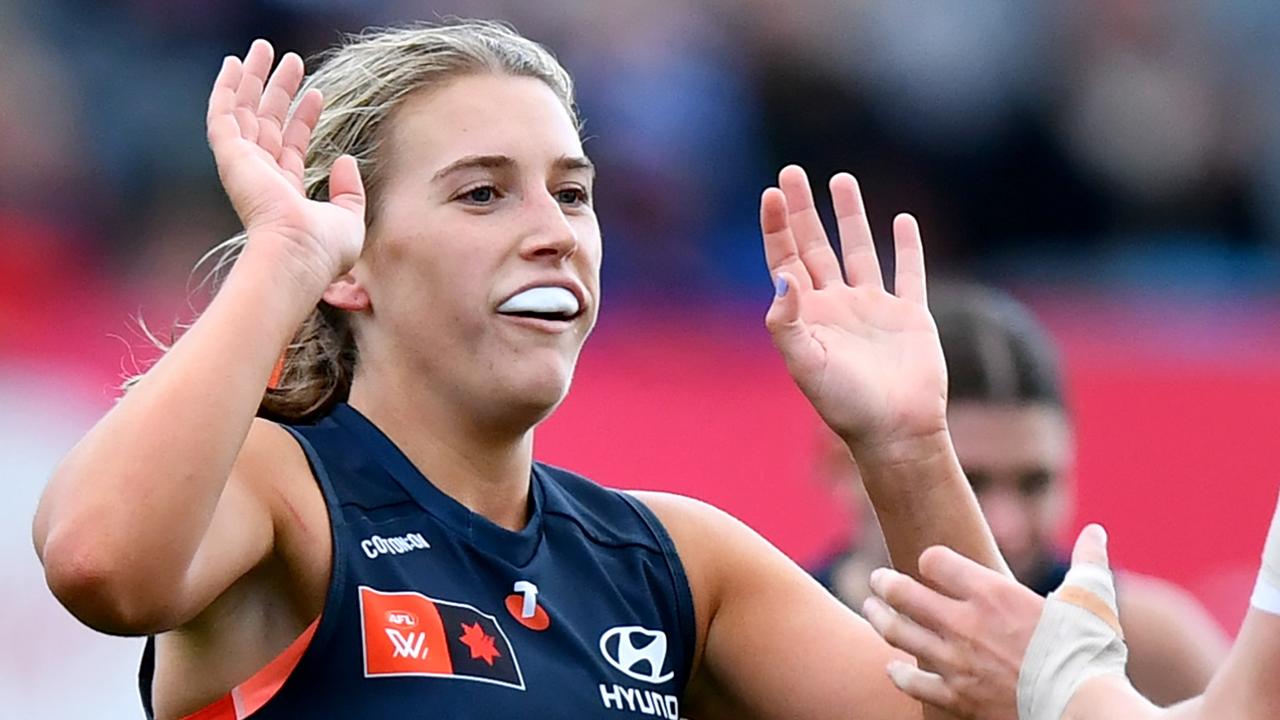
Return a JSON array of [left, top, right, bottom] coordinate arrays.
[[139, 403, 696, 718]]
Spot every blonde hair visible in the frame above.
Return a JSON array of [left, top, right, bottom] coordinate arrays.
[[130, 20, 578, 422]]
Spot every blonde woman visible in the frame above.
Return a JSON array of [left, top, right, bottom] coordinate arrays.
[[34, 21, 1002, 719]]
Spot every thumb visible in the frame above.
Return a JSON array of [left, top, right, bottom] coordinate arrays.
[[764, 272, 803, 344], [328, 154, 367, 215], [1070, 523, 1110, 570]]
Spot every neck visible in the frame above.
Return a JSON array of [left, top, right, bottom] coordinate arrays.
[[347, 372, 536, 532]]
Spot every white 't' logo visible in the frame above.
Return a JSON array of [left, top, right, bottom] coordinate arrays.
[[385, 629, 427, 659], [599, 626, 673, 684]]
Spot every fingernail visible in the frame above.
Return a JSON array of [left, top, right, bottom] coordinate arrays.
[[869, 567, 886, 591], [774, 275, 789, 297], [886, 661, 909, 688]]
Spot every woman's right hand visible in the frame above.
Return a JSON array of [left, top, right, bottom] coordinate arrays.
[[206, 39, 366, 293]]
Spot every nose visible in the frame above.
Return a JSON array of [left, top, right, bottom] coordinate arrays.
[[979, 489, 1033, 559], [519, 189, 578, 261]]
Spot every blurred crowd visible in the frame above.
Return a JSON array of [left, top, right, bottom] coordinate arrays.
[[3, 0, 1280, 359]]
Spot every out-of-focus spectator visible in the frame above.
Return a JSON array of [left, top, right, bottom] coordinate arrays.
[[810, 284, 1230, 707]]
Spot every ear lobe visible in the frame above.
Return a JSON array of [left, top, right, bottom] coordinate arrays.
[[322, 272, 371, 312]]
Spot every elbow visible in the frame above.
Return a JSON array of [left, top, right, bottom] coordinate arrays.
[[39, 529, 180, 636]]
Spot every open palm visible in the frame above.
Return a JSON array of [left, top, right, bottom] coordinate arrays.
[[761, 166, 947, 449], [206, 40, 366, 288]]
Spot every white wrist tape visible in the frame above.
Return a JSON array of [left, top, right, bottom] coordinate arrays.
[[1017, 563, 1128, 720], [1251, 492, 1280, 615]]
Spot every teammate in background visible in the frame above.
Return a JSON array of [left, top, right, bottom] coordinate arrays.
[[811, 284, 1227, 706], [862, 505, 1280, 720], [32, 21, 1004, 720]]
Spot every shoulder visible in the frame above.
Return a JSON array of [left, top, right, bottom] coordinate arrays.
[[232, 418, 316, 507], [536, 464, 686, 551], [234, 418, 330, 589], [238, 417, 309, 478], [1116, 571, 1229, 702], [626, 491, 760, 568], [1117, 571, 1224, 633], [625, 491, 794, 622]]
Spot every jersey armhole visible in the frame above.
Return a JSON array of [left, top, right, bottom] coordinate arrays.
[[618, 492, 699, 694], [137, 426, 347, 720]]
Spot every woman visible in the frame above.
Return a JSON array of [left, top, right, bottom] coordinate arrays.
[[812, 285, 1227, 705], [32, 21, 1001, 719]]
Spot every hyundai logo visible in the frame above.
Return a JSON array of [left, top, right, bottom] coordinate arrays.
[[599, 626, 674, 684]]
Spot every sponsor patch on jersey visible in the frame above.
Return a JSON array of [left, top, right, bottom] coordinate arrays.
[[359, 586, 526, 690]]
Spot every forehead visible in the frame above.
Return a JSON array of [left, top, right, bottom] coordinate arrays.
[[384, 73, 583, 172], [948, 403, 1073, 472]]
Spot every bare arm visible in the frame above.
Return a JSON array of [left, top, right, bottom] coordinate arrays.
[[657, 168, 1003, 718], [32, 41, 366, 634], [867, 515, 1280, 720], [637, 492, 924, 720], [1066, 606, 1280, 720]]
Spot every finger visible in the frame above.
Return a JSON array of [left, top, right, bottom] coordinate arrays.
[[886, 660, 957, 710], [778, 165, 842, 289], [863, 596, 953, 669], [257, 51, 305, 160], [868, 567, 962, 633], [760, 188, 813, 292], [328, 154, 367, 215], [918, 545, 1011, 601], [764, 271, 807, 347], [1070, 524, 1110, 569], [207, 56, 244, 148], [892, 213, 927, 306], [280, 88, 323, 188], [830, 173, 883, 288], [234, 39, 275, 142]]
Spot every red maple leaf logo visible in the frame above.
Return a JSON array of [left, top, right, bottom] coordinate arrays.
[[458, 622, 501, 666]]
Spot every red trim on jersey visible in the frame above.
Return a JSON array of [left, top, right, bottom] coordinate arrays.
[[178, 619, 319, 720]]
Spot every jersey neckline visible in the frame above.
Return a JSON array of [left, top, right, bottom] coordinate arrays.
[[329, 402, 545, 567]]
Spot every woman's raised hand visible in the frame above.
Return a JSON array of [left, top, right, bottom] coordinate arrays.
[[206, 40, 366, 292], [761, 166, 948, 452]]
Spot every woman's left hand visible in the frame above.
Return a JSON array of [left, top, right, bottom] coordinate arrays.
[[760, 165, 947, 452]]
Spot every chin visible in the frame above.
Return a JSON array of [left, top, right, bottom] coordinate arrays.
[[486, 365, 575, 431]]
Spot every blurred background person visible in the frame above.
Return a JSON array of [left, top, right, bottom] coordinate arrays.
[[810, 284, 1230, 706]]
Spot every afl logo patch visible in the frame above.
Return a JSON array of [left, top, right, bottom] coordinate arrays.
[[359, 586, 526, 690]]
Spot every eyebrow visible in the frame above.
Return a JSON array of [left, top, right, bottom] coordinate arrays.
[[431, 154, 596, 182]]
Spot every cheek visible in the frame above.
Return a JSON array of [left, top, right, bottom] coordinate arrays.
[[1029, 493, 1066, 539], [574, 218, 603, 261]]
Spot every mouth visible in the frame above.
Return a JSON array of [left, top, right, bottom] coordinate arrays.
[[496, 284, 586, 325]]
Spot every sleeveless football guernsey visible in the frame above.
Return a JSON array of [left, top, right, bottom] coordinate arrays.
[[138, 403, 696, 719]]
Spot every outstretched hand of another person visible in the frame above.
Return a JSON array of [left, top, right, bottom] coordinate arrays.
[[862, 525, 1116, 720], [207, 39, 367, 294], [760, 166, 946, 454]]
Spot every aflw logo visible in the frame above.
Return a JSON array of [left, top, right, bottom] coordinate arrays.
[[386, 628, 428, 659], [384, 610, 426, 659], [361, 532, 430, 559]]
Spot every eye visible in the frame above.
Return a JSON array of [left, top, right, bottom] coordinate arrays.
[[1019, 470, 1053, 497], [963, 469, 989, 495], [555, 187, 590, 206], [456, 184, 500, 205]]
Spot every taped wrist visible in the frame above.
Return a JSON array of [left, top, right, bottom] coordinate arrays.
[[1017, 563, 1128, 720], [1251, 492, 1280, 615]]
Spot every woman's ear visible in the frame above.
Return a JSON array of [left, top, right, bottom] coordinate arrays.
[[323, 270, 371, 312]]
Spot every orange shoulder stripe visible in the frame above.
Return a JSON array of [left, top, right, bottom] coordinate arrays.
[[179, 619, 320, 720]]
